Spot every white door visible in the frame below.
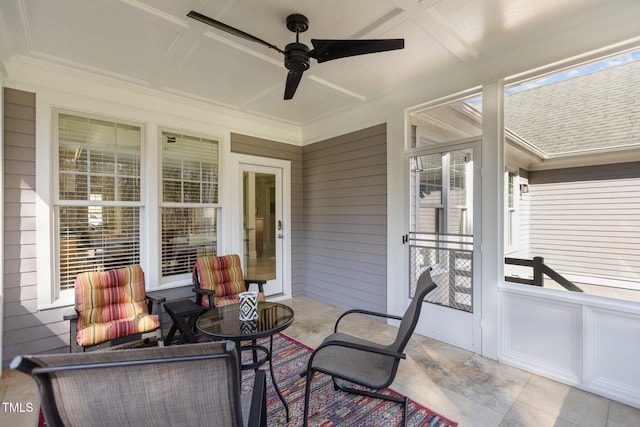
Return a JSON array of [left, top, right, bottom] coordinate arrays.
[[407, 139, 481, 352], [231, 155, 291, 298]]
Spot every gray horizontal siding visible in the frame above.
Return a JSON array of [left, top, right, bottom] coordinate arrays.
[[529, 162, 640, 184], [527, 163, 640, 284], [230, 133, 304, 297], [3, 88, 70, 366], [302, 124, 387, 312]]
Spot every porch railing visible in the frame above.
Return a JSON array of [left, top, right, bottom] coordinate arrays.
[[409, 232, 473, 313], [505, 256, 583, 292]]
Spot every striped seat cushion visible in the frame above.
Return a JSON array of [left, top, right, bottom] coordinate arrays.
[[75, 265, 160, 346], [193, 255, 265, 309]]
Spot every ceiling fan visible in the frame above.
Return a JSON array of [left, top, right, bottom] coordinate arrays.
[[187, 11, 404, 100]]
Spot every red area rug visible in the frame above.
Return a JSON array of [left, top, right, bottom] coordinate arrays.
[[39, 333, 457, 426], [242, 333, 457, 426]]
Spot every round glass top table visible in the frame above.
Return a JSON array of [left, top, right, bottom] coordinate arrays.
[[196, 301, 294, 422]]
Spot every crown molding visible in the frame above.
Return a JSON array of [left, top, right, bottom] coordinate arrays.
[[4, 55, 302, 146]]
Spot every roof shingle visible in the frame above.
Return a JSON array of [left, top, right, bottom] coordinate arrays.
[[505, 59, 640, 156]]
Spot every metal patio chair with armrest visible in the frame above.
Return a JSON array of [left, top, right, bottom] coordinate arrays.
[[11, 340, 267, 427], [63, 265, 165, 352], [192, 254, 266, 310], [301, 268, 438, 427]]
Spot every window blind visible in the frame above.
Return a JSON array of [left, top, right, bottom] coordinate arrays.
[[162, 132, 218, 204], [161, 132, 218, 278], [57, 113, 141, 291], [59, 206, 140, 291], [59, 114, 141, 202], [161, 207, 216, 277]]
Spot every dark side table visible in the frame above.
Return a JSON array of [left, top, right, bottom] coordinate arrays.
[[163, 299, 203, 345]]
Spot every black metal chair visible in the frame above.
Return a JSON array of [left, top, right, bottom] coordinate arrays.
[[301, 269, 437, 427], [12, 341, 267, 427]]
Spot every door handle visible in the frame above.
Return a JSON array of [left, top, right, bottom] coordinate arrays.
[[277, 220, 282, 230]]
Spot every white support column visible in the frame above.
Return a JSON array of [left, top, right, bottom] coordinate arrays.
[[387, 110, 409, 319], [480, 80, 505, 360]]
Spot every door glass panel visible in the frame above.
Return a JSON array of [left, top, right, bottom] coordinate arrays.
[[449, 150, 471, 235], [243, 172, 276, 281], [420, 154, 443, 204]]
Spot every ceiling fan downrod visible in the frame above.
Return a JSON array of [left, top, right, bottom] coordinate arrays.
[[284, 14, 310, 73]]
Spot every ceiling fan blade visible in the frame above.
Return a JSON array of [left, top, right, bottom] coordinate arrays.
[[284, 70, 304, 100], [309, 39, 404, 63], [187, 11, 284, 54]]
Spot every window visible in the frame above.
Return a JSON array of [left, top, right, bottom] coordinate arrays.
[[413, 151, 472, 236], [505, 170, 518, 253], [50, 114, 223, 302], [56, 113, 142, 295], [416, 153, 444, 234], [160, 131, 218, 279]]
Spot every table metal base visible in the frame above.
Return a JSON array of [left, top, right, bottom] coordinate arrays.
[[241, 336, 289, 422]]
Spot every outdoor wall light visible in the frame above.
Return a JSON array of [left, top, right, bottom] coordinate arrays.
[[410, 157, 424, 172]]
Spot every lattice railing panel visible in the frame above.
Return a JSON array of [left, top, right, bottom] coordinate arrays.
[[409, 232, 473, 313]]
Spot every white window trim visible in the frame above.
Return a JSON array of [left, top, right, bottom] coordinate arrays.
[[37, 108, 146, 308], [35, 102, 55, 308], [36, 109, 230, 308]]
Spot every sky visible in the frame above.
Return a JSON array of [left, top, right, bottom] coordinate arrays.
[[466, 49, 640, 104], [505, 50, 640, 95]]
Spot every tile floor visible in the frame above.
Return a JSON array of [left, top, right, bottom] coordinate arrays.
[[1, 295, 639, 426]]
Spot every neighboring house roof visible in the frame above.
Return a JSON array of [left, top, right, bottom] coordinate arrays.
[[504, 59, 640, 157]]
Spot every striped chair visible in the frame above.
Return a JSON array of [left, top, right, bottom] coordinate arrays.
[[63, 265, 165, 352], [192, 254, 266, 310]]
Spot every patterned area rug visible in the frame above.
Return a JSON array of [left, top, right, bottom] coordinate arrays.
[[38, 333, 457, 427], [242, 334, 457, 427]]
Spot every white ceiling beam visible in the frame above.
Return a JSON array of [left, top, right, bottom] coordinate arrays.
[[240, 83, 282, 109], [307, 75, 367, 101], [202, 31, 283, 68], [387, 0, 478, 61], [116, 0, 189, 28], [425, 7, 479, 57], [17, 0, 33, 52], [0, 7, 14, 65], [350, 8, 406, 38]]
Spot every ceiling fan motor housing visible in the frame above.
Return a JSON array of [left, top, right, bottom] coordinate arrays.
[[285, 42, 310, 72]]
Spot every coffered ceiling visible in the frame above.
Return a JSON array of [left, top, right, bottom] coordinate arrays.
[[0, 0, 638, 128]]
